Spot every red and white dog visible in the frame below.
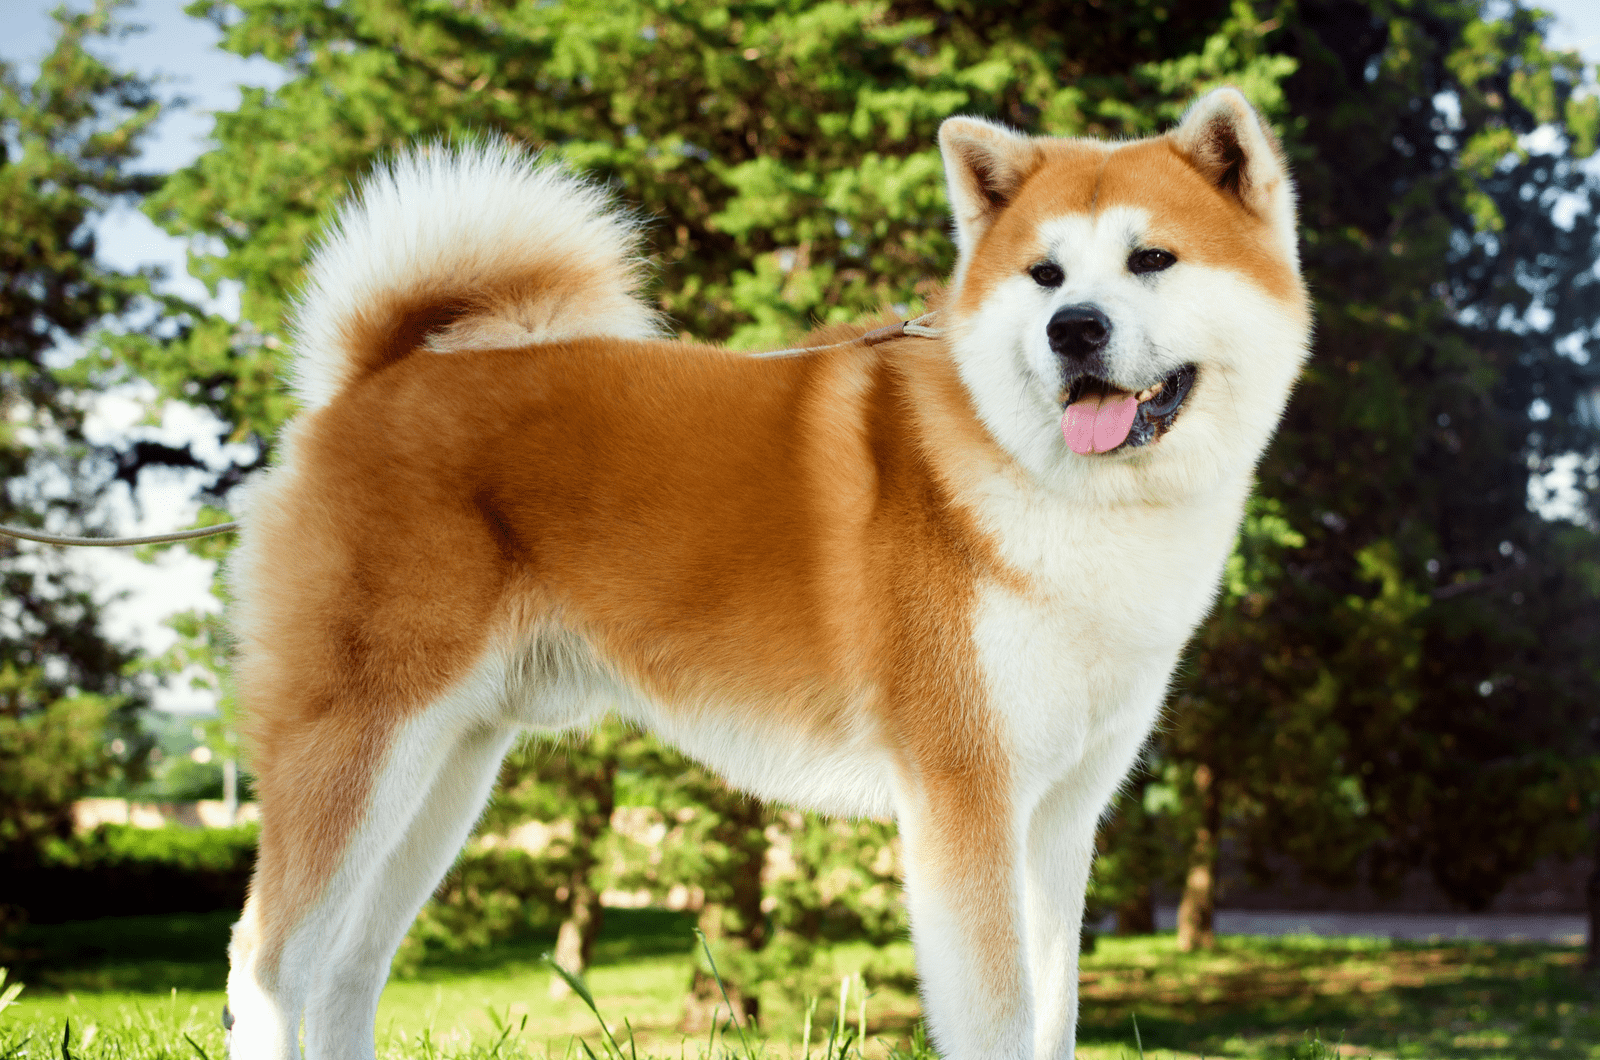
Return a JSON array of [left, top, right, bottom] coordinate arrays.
[[224, 87, 1309, 1059]]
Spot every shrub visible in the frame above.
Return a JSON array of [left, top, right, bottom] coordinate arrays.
[[392, 842, 569, 977], [5, 824, 256, 924]]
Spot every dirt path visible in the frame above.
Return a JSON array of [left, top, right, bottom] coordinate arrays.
[[1139, 905, 1587, 943]]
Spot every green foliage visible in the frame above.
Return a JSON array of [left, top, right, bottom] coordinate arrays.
[[1, 0, 161, 369], [127, 0, 1275, 448], [0, 0, 164, 880], [36, 822, 258, 875], [768, 816, 904, 947], [106, 712, 241, 802], [4, 826, 255, 926], [1139, 0, 1600, 921], [0, 694, 119, 855], [393, 844, 565, 977]]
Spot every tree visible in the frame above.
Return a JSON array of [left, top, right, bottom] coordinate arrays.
[[0, 0, 168, 899], [1146, 0, 1600, 947], [128, 0, 1295, 460], [484, 726, 634, 998], [388, 728, 629, 982]]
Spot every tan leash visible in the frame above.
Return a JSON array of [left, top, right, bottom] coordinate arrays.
[[747, 312, 942, 359], [0, 521, 240, 547]]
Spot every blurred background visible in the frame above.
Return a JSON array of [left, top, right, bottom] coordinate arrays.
[[1, 0, 1599, 1056]]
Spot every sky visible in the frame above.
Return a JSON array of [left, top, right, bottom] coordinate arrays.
[[0, 0, 1598, 712], [1, 0, 286, 711]]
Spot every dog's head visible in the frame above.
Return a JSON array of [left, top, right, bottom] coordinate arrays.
[[938, 89, 1311, 500]]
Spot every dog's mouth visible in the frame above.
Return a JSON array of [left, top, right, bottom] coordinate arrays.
[[1060, 364, 1197, 455]]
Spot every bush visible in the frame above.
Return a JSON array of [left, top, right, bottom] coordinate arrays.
[[393, 842, 569, 976], [770, 815, 905, 947], [4, 824, 256, 925]]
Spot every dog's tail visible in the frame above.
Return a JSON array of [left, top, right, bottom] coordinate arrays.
[[289, 139, 663, 411]]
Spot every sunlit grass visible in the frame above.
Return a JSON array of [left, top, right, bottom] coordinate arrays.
[[3, 913, 1597, 1058]]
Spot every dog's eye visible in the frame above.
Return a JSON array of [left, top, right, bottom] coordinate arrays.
[[1029, 261, 1064, 288], [1128, 248, 1177, 275]]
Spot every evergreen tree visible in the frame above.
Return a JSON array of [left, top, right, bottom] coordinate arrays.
[[1163, 0, 1600, 945], [0, 0, 166, 896]]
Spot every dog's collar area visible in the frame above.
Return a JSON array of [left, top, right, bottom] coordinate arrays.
[[748, 312, 942, 360]]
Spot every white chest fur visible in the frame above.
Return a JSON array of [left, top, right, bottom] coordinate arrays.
[[969, 471, 1249, 796]]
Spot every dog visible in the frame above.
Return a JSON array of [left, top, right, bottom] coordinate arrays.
[[222, 86, 1309, 1059]]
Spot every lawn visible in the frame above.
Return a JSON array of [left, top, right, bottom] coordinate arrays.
[[2, 910, 1596, 1058]]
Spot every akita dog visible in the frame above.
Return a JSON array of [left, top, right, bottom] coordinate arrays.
[[224, 87, 1309, 1059]]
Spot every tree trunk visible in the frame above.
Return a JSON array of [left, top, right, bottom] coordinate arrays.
[[1586, 820, 1600, 973], [682, 901, 758, 1030], [681, 795, 769, 1032], [1176, 762, 1220, 953], [549, 874, 605, 998], [1116, 882, 1156, 936], [548, 756, 617, 999]]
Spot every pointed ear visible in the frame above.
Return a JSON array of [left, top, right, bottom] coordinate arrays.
[[939, 116, 1038, 254], [1170, 88, 1290, 221]]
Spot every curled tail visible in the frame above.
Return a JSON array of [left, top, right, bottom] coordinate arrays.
[[290, 140, 663, 411]]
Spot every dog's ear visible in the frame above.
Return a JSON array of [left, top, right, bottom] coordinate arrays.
[[1170, 88, 1291, 222], [939, 117, 1038, 254]]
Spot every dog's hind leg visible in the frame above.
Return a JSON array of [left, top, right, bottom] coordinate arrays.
[[300, 716, 518, 1058], [225, 682, 515, 1060], [226, 702, 406, 1060]]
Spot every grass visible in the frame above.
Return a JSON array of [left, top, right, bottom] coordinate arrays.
[[1075, 934, 1599, 1058], [2, 912, 1597, 1058]]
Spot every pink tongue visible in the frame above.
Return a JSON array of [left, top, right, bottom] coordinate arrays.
[[1062, 392, 1139, 455]]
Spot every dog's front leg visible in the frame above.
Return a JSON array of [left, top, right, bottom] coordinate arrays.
[[1020, 777, 1101, 1060], [895, 768, 1033, 1060]]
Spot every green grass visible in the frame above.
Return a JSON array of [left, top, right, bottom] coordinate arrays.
[[1075, 933, 1599, 1059], [2, 913, 1596, 1058]]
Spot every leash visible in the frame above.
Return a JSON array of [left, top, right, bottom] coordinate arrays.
[[0, 317, 941, 550], [0, 521, 239, 548], [747, 312, 942, 359]]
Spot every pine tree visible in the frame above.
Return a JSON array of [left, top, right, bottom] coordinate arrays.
[[0, 0, 166, 894], [1162, 0, 1600, 945]]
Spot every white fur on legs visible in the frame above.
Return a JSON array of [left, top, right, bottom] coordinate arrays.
[[226, 903, 301, 1060], [895, 800, 1034, 1060], [226, 671, 518, 1060], [301, 722, 518, 1059], [1022, 780, 1100, 1060]]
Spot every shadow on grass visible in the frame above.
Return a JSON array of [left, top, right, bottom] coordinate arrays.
[[4, 910, 235, 993], [1076, 935, 1600, 1059], [4, 906, 699, 994], [399, 907, 698, 981]]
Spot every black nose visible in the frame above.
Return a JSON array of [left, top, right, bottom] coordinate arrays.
[[1047, 304, 1112, 364]]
